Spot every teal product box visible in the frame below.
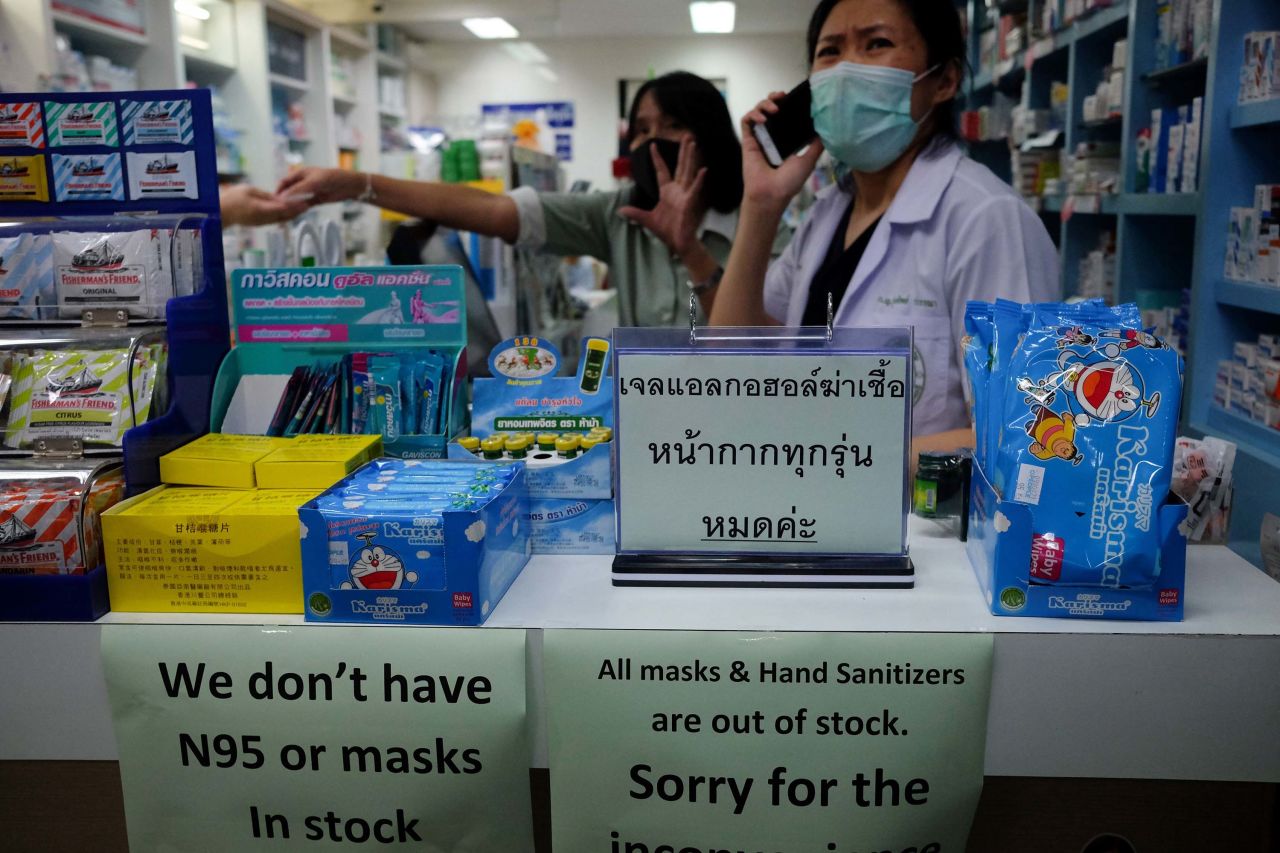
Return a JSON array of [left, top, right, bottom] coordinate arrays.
[[966, 463, 1187, 621], [450, 335, 613, 499], [527, 498, 616, 555], [300, 459, 531, 626], [212, 265, 468, 458]]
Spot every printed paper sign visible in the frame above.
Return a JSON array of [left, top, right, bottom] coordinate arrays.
[[0, 102, 45, 147], [0, 155, 49, 201], [544, 630, 994, 853], [52, 153, 124, 201], [121, 99, 194, 145], [45, 101, 118, 146], [615, 352, 909, 555], [103, 624, 535, 852], [126, 150, 198, 199]]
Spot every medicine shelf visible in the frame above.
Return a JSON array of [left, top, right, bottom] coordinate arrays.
[[1200, 410, 1280, 471], [1115, 193, 1200, 215], [1231, 99, 1280, 129], [51, 8, 148, 47], [1217, 281, 1280, 316], [376, 51, 407, 73], [1026, 36, 1064, 65], [1071, 3, 1130, 41], [182, 51, 237, 79], [329, 26, 372, 53], [1141, 56, 1209, 87], [268, 72, 310, 94]]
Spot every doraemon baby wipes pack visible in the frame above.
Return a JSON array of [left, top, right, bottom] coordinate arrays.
[[965, 300, 1188, 621]]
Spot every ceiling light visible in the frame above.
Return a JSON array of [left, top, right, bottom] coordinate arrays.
[[463, 17, 519, 39], [173, 0, 210, 21], [535, 65, 559, 82], [503, 41, 549, 64], [689, 1, 735, 33]]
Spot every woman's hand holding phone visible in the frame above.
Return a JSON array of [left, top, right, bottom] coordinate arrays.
[[742, 92, 824, 216]]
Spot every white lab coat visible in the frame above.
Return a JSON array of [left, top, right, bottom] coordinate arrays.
[[764, 140, 1059, 436]]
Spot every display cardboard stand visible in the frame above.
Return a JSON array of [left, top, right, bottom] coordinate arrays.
[[611, 305, 915, 588], [966, 461, 1188, 621]]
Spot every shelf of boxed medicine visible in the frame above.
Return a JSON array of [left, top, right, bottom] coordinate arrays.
[[1114, 192, 1200, 216], [1231, 100, 1280, 130], [1218, 280, 1280, 315], [50, 9, 149, 48], [1198, 409, 1280, 469]]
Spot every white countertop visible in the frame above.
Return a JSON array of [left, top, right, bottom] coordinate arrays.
[[5, 521, 1280, 780], [485, 520, 1280, 635]]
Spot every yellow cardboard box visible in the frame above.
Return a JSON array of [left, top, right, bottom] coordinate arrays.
[[102, 486, 320, 613], [253, 434, 382, 489], [159, 434, 291, 489]]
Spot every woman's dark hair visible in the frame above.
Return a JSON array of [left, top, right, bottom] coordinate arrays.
[[806, 0, 967, 141], [626, 71, 743, 214]]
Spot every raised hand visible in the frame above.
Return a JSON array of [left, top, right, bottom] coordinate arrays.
[[618, 135, 708, 256]]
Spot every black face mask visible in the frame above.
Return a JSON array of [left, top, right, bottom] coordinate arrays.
[[627, 137, 683, 211]]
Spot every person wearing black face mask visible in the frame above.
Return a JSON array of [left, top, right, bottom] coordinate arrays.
[[277, 71, 767, 327]]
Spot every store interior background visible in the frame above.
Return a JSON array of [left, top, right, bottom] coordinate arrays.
[[1, 0, 1277, 566]]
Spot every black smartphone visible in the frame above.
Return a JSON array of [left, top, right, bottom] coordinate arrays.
[[751, 81, 816, 168]]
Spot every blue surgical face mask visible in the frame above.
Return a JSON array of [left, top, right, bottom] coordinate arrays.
[[809, 61, 940, 174]]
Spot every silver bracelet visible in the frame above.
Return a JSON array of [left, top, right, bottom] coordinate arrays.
[[357, 172, 376, 204]]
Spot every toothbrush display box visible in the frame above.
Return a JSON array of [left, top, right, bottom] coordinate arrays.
[[211, 265, 468, 457]]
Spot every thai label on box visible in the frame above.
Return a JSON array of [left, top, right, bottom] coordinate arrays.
[[120, 99, 193, 145], [0, 102, 45, 147], [103, 486, 320, 613], [125, 150, 198, 200], [52, 153, 124, 202], [230, 266, 463, 344], [0, 155, 49, 201], [45, 100, 118, 147], [526, 497, 615, 554]]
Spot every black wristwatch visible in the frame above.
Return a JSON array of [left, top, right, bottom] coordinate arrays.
[[688, 265, 723, 296]]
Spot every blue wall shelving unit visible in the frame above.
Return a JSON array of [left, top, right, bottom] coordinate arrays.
[[962, 0, 1280, 568], [1186, 0, 1280, 568]]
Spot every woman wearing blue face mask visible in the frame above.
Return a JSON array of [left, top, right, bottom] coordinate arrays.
[[278, 72, 754, 327], [711, 0, 1059, 455]]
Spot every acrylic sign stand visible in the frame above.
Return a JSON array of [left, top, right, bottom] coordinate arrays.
[[611, 296, 915, 588]]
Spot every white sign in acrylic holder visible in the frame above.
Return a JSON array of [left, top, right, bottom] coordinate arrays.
[[612, 312, 913, 588]]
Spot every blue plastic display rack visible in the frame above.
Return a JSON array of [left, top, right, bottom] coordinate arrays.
[[0, 88, 230, 620]]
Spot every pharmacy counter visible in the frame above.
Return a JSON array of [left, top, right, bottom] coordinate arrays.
[[4, 520, 1280, 783]]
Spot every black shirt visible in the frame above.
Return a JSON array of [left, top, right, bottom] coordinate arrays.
[[801, 201, 883, 327]]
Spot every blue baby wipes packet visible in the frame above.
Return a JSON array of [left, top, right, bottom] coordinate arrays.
[[996, 318, 1183, 588]]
